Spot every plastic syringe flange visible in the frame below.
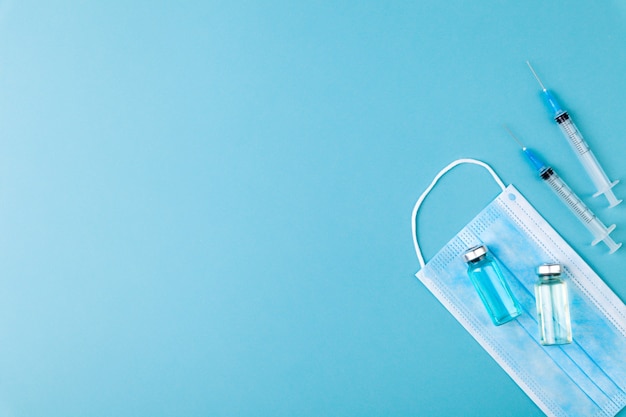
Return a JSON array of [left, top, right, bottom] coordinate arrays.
[[590, 224, 622, 254], [593, 180, 622, 208]]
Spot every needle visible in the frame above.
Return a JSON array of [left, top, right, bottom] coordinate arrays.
[[526, 61, 546, 91], [503, 125, 525, 149]]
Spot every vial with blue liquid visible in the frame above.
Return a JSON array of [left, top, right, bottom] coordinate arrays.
[[535, 264, 572, 345], [463, 245, 522, 326]]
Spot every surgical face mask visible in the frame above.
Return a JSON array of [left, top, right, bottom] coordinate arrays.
[[411, 159, 626, 417]]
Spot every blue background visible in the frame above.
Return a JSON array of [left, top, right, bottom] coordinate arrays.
[[0, 1, 625, 416]]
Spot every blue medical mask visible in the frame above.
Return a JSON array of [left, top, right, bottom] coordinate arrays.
[[411, 159, 626, 417]]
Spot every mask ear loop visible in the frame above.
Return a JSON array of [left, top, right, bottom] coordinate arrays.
[[411, 158, 506, 268]]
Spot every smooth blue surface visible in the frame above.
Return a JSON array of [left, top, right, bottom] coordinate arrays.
[[0, 1, 625, 416]]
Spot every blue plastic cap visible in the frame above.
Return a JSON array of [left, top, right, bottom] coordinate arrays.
[[541, 89, 563, 116], [522, 148, 546, 173]]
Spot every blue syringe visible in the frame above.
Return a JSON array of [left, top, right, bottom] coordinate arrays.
[[527, 61, 622, 208], [505, 127, 621, 254]]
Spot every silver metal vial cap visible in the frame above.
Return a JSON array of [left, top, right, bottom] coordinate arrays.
[[463, 245, 488, 263], [537, 263, 562, 276]]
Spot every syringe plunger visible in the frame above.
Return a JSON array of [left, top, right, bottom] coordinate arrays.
[[587, 221, 622, 254]]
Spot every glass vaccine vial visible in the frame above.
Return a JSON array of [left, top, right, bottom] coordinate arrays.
[[535, 264, 572, 345], [463, 245, 522, 326]]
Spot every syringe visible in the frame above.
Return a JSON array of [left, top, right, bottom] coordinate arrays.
[[505, 127, 621, 254], [527, 61, 622, 208]]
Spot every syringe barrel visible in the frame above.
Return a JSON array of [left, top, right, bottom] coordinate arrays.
[[541, 168, 596, 224], [541, 168, 617, 249], [579, 150, 617, 195], [586, 217, 612, 243], [555, 112, 617, 196], [555, 112, 589, 156]]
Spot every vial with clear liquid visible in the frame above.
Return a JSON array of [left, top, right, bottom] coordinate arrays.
[[535, 264, 572, 345], [463, 245, 522, 326]]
